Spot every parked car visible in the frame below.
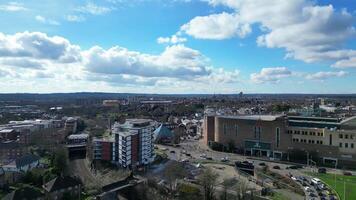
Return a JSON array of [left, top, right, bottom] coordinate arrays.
[[221, 157, 229, 162], [273, 165, 281, 170], [206, 157, 213, 160], [170, 150, 175, 153], [287, 165, 303, 169], [318, 168, 327, 174], [343, 171, 352, 176], [259, 162, 266, 166], [200, 153, 207, 158]]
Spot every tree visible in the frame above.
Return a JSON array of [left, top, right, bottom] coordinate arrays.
[[52, 148, 69, 175], [220, 178, 236, 200], [235, 179, 248, 200], [198, 167, 219, 200], [163, 162, 187, 194], [178, 183, 203, 200]]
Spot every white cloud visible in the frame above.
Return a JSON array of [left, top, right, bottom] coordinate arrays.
[[0, 31, 81, 62], [181, 12, 251, 40], [157, 35, 187, 44], [35, 15, 60, 26], [332, 56, 356, 68], [305, 71, 348, 80], [250, 67, 292, 84], [0, 2, 27, 12], [83, 44, 211, 78], [76, 2, 113, 15], [65, 15, 86, 22], [0, 31, 241, 92], [0, 58, 44, 69], [192, 0, 356, 67]]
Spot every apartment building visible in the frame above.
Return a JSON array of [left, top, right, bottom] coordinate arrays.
[[92, 137, 115, 162], [92, 119, 155, 169], [204, 115, 356, 167]]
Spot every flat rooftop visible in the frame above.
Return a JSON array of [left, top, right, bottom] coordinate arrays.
[[218, 115, 283, 121]]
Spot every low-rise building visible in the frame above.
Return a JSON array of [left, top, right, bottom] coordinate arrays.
[[2, 154, 40, 173], [204, 114, 356, 167], [43, 176, 81, 200]]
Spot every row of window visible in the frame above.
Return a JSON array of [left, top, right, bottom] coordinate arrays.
[[221, 124, 281, 148], [292, 138, 323, 145], [338, 134, 354, 140], [288, 130, 324, 137], [339, 142, 354, 148], [222, 124, 239, 136]]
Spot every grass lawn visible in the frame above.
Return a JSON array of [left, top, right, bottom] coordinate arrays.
[[308, 172, 356, 200], [272, 192, 289, 200]]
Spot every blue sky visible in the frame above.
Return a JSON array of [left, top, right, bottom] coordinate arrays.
[[0, 0, 355, 94]]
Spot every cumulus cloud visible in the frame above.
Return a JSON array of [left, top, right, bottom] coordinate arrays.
[[75, 2, 113, 15], [0, 31, 240, 91], [189, 0, 356, 67], [181, 12, 251, 40], [0, 58, 44, 69], [0, 2, 27, 12], [35, 15, 60, 26], [83, 44, 211, 78], [157, 35, 187, 44], [305, 71, 348, 80], [0, 31, 81, 62], [250, 67, 292, 84]]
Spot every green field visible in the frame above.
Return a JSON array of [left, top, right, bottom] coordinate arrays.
[[308, 173, 356, 200]]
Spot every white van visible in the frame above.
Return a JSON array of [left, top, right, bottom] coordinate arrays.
[[311, 178, 321, 185]]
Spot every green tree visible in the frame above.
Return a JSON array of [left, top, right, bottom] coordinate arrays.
[[52, 148, 69, 175]]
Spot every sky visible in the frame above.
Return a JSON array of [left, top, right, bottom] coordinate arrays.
[[0, 0, 355, 94]]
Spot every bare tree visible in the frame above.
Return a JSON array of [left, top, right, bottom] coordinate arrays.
[[220, 178, 236, 200], [198, 167, 219, 200], [163, 162, 187, 194], [235, 179, 248, 200]]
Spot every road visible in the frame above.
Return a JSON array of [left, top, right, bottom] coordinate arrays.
[[156, 139, 335, 200]]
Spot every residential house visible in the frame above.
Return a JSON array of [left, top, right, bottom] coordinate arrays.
[[43, 176, 82, 200]]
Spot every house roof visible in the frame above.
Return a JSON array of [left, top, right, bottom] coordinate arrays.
[[2, 186, 44, 200], [153, 124, 174, 142], [15, 154, 40, 168], [43, 176, 81, 192]]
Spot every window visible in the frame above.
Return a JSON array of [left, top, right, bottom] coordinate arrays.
[[339, 143, 343, 147], [351, 143, 354, 148], [223, 124, 227, 135], [276, 127, 280, 148], [339, 134, 343, 139], [329, 134, 333, 146], [345, 143, 348, 148], [345, 135, 349, 139], [254, 126, 262, 139], [235, 125, 239, 136], [351, 135, 354, 139]]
